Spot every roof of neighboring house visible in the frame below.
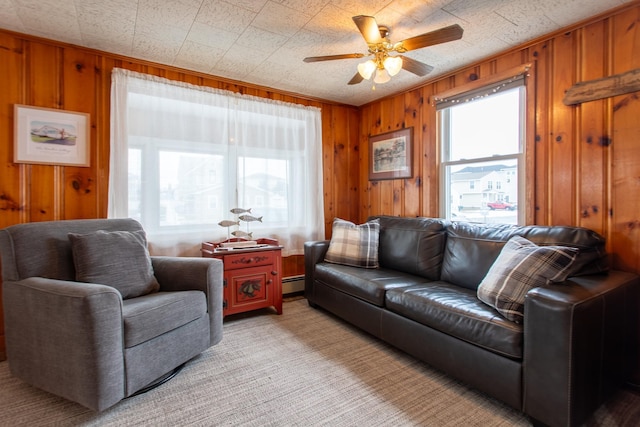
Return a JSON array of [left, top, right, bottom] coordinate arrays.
[[451, 164, 517, 182]]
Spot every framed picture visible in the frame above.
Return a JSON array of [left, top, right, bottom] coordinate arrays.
[[14, 104, 90, 167], [368, 127, 413, 180]]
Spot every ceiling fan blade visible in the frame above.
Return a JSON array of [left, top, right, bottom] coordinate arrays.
[[396, 24, 463, 52], [352, 15, 383, 44], [348, 72, 365, 85], [303, 53, 365, 62], [399, 55, 434, 77]]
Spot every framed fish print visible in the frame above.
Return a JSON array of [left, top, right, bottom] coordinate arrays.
[[368, 127, 413, 181], [14, 104, 90, 167]]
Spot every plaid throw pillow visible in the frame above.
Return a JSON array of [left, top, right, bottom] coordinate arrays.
[[324, 218, 380, 268], [477, 235, 579, 323]]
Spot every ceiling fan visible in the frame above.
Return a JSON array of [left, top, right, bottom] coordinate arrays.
[[303, 16, 463, 86]]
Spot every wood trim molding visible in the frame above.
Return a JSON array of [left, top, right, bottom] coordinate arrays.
[[563, 67, 640, 105], [431, 63, 533, 104]]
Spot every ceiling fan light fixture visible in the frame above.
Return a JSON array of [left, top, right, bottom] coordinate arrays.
[[383, 56, 402, 76], [304, 16, 462, 88], [374, 68, 390, 84], [357, 60, 376, 80]]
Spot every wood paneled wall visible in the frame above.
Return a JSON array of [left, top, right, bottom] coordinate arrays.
[[0, 31, 359, 360], [359, 4, 640, 276], [0, 34, 358, 231]]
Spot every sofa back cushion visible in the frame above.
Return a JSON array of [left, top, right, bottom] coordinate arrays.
[[369, 216, 448, 281], [441, 221, 608, 290]]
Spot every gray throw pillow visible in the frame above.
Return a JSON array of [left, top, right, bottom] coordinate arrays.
[[324, 218, 380, 268], [69, 229, 160, 299], [477, 235, 578, 323]]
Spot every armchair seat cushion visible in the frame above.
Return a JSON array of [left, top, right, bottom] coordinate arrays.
[[123, 291, 207, 348]]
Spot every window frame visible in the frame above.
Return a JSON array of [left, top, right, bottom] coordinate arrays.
[[435, 64, 534, 225], [128, 134, 306, 236], [127, 135, 230, 234]]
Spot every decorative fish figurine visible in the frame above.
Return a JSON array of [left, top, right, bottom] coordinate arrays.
[[218, 220, 239, 227], [230, 207, 252, 214], [239, 214, 263, 223], [232, 230, 253, 238]]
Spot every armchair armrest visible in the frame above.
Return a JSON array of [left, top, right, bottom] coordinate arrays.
[[151, 256, 224, 345], [304, 240, 330, 303], [3, 277, 125, 411], [523, 270, 640, 427]]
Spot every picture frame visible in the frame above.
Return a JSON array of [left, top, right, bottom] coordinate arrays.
[[14, 104, 90, 167], [368, 127, 413, 180]]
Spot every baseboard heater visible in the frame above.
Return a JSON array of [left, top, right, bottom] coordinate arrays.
[[282, 275, 305, 295]]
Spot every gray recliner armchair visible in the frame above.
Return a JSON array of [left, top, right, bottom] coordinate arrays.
[[0, 218, 224, 411]]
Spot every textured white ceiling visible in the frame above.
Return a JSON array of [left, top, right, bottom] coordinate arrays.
[[0, 0, 632, 106]]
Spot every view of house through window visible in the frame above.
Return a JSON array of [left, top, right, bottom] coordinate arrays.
[[439, 82, 525, 224], [238, 157, 289, 223], [128, 146, 226, 228]]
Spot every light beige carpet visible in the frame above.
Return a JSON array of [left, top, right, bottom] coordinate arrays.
[[1, 298, 639, 426]]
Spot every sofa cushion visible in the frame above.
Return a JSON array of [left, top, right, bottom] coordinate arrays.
[[69, 229, 160, 299], [324, 218, 380, 268], [122, 291, 207, 348], [441, 221, 607, 290], [369, 215, 448, 280], [477, 236, 578, 323], [385, 282, 524, 359], [315, 263, 429, 306]]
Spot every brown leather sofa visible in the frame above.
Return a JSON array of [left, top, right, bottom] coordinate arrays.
[[304, 215, 639, 427]]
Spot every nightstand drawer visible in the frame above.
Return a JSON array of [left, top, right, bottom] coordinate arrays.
[[223, 251, 277, 270]]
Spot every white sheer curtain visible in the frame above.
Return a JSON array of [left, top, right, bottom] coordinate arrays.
[[109, 68, 324, 257]]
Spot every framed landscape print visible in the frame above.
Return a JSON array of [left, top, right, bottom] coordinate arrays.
[[14, 104, 90, 167], [368, 127, 413, 181]]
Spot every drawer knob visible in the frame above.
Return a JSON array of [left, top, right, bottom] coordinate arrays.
[[271, 270, 277, 276]]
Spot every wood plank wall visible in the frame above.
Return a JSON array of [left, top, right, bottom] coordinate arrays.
[[0, 31, 359, 360], [359, 4, 640, 272]]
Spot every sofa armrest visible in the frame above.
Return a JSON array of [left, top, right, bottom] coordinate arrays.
[[3, 277, 125, 411], [304, 240, 330, 303], [151, 256, 224, 345], [523, 270, 639, 427]]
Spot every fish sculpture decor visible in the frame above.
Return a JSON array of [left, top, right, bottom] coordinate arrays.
[[217, 207, 265, 248]]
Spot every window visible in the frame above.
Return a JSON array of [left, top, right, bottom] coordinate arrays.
[[128, 143, 225, 227], [110, 68, 324, 256], [438, 76, 526, 224]]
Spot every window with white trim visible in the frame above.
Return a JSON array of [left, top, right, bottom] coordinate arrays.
[[438, 76, 526, 224]]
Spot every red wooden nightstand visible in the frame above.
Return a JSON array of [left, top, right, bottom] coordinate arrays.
[[202, 238, 282, 317]]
